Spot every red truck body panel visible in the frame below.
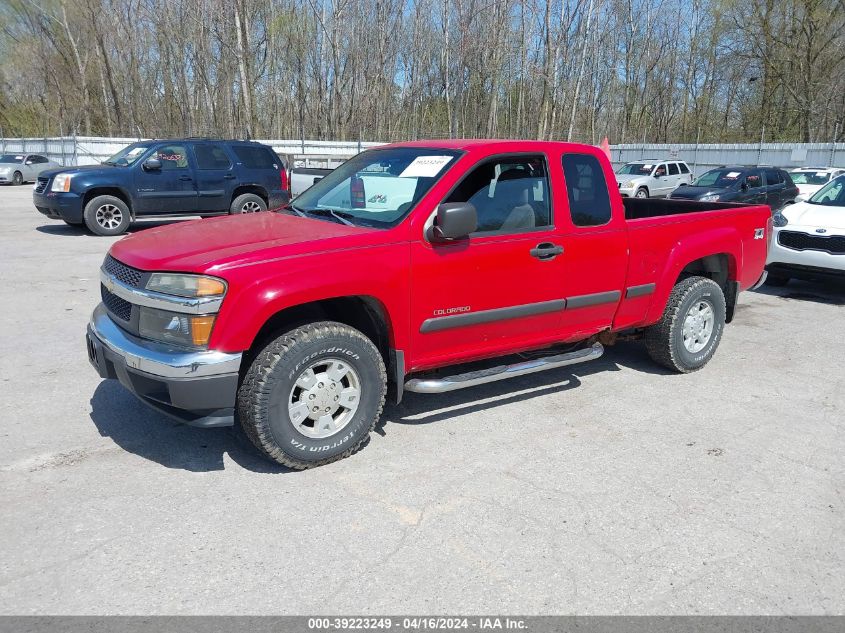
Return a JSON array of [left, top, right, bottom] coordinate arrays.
[[109, 140, 770, 375]]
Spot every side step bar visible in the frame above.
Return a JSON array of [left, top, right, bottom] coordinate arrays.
[[404, 342, 604, 394]]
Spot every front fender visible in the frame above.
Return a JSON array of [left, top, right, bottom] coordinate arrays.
[[208, 243, 410, 353]]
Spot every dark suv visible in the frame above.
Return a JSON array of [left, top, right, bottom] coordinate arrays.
[[33, 139, 290, 235], [669, 166, 798, 211]]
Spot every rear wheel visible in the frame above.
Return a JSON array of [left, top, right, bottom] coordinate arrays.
[[12, 171, 23, 186], [237, 321, 387, 469], [83, 195, 131, 236], [644, 276, 726, 373], [230, 193, 267, 214], [635, 187, 648, 199]]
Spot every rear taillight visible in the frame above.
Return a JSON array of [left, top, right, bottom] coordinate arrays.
[[351, 175, 366, 208], [280, 168, 289, 193]]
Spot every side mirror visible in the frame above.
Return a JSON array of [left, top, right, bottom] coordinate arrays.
[[143, 158, 162, 171], [431, 203, 477, 241], [740, 182, 749, 191]]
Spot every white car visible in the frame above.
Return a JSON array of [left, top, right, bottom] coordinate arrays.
[[789, 167, 845, 201], [766, 174, 845, 286], [0, 153, 61, 185], [615, 159, 693, 198]]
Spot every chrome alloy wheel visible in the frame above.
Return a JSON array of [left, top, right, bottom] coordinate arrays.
[[287, 358, 361, 439], [682, 300, 714, 353], [95, 204, 123, 230], [241, 200, 262, 213]]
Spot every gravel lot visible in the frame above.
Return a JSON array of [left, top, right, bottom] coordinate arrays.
[[1, 184, 843, 615]]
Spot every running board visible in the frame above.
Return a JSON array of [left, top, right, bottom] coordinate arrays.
[[404, 342, 604, 394]]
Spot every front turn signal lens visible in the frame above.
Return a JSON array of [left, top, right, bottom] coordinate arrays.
[[190, 315, 216, 346], [196, 277, 226, 297]]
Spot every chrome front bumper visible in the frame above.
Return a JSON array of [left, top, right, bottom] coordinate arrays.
[[87, 303, 242, 427]]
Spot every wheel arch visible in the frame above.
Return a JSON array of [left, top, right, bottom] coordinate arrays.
[[231, 185, 269, 207], [83, 187, 134, 216]]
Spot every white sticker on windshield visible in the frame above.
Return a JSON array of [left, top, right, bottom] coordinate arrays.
[[726, 171, 740, 178], [399, 156, 452, 178], [15, 155, 23, 160], [643, 164, 653, 169]]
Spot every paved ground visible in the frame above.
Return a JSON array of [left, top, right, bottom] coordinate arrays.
[[0, 185, 843, 615]]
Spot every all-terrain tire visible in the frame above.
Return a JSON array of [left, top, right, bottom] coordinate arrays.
[[230, 193, 267, 214], [237, 321, 387, 469], [83, 195, 131, 236], [644, 276, 726, 373]]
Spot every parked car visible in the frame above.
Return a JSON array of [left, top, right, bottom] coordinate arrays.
[[669, 165, 798, 211], [33, 139, 290, 235], [766, 174, 845, 286], [789, 167, 845, 201], [615, 159, 693, 198], [0, 153, 60, 185], [87, 139, 770, 469]]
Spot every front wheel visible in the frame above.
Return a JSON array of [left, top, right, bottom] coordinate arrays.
[[635, 187, 648, 199], [12, 171, 23, 186], [644, 276, 726, 373], [237, 321, 387, 469], [83, 195, 131, 236]]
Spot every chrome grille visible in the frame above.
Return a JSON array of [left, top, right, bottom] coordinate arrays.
[[778, 231, 845, 255], [101, 286, 132, 321], [103, 255, 143, 287], [34, 177, 49, 194]]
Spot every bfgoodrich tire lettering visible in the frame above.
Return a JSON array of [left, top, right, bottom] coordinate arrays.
[[644, 276, 726, 373], [237, 321, 386, 469]]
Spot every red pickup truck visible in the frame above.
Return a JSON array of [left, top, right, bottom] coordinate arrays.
[[87, 140, 771, 469]]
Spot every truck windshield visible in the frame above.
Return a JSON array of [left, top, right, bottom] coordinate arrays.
[[808, 176, 845, 207], [103, 144, 150, 167], [692, 169, 745, 188], [617, 163, 654, 176], [291, 147, 462, 227]]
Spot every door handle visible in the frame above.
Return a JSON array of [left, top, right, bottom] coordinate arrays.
[[178, 175, 193, 181], [223, 174, 236, 179], [530, 242, 564, 260]]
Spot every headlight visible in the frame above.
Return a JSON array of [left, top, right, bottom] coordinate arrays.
[[624, 181, 635, 188], [700, 194, 720, 202], [139, 307, 216, 348], [51, 174, 73, 192], [772, 212, 789, 227], [145, 273, 226, 298], [0, 167, 10, 174]]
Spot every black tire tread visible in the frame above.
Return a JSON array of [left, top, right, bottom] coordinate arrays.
[[230, 193, 267, 215], [237, 321, 386, 469], [644, 276, 724, 374]]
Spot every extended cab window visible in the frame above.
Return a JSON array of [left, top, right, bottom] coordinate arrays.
[[232, 146, 277, 169], [152, 144, 189, 170], [194, 144, 232, 170], [562, 153, 612, 227], [445, 155, 551, 234]]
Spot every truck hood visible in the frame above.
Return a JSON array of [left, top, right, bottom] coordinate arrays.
[[39, 164, 118, 179], [109, 212, 380, 273], [781, 201, 845, 231]]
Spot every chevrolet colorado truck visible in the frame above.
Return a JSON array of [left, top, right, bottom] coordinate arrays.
[[87, 140, 771, 469]]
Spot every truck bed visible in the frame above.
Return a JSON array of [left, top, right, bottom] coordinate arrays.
[[623, 197, 764, 220]]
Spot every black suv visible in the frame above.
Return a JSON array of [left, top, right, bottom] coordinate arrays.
[[669, 166, 798, 211], [33, 139, 290, 235]]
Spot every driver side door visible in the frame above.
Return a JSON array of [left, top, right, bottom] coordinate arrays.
[[133, 143, 198, 214]]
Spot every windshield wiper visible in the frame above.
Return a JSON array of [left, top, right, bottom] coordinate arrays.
[[281, 203, 307, 217], [303, 208, 356, 226]]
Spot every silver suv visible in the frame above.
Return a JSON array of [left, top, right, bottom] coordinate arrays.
[[616, 159, 693, 198]]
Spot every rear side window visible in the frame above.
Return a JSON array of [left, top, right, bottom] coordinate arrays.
[[562, 153, 612, 227], [679, 162, 690, 174], [232, 145, 278, 169], [764, 169, 782, 185], [668, 163, 680, 175], [194, 144, 232, 170]]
